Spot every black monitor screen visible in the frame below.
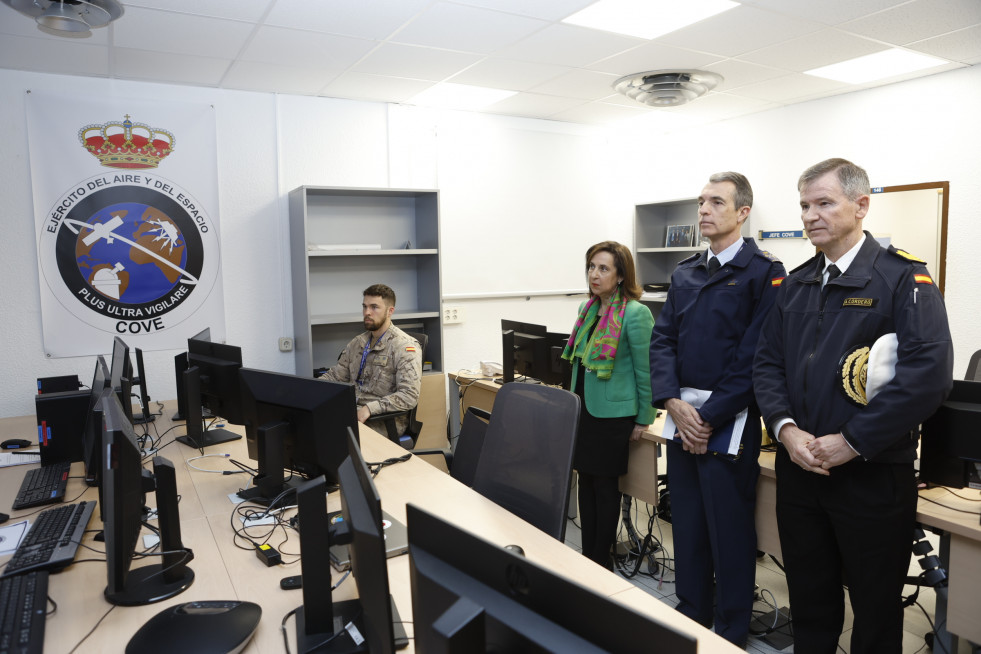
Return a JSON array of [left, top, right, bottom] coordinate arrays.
[[187, 337, 244, 424], [83, 356, 112, 485], [407, 503, 697, 653], [501, 319, 548, 384], [102, 392, 193, 606], [238, 368, 357, 504], [920, 379, 981, 489], [109, 336, 134, 424]]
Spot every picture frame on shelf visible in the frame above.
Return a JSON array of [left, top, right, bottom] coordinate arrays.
[[665, 224, 695, 248]]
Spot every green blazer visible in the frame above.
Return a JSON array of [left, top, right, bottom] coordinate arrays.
[[569, 299, 656, 425]]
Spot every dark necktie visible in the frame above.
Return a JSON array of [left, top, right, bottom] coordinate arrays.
[[707, 256, 721, 277], [824, 264, 841, 290]]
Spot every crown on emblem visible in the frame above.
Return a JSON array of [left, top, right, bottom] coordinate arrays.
[[78, 115, 175, 169]]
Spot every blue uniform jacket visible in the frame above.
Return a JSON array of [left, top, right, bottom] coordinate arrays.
[[753, 232, 954, 462], [650, 237, 786, 429]]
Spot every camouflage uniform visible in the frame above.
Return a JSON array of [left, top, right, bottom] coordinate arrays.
[[319, 324, 422, 437]]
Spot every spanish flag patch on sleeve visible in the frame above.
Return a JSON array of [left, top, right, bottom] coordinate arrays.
[[405, 346, 417, 352], [914, 274, 933, 285], [771, 277, 785, 287]]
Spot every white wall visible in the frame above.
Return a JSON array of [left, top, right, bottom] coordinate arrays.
[[1, 64, 979, 417]]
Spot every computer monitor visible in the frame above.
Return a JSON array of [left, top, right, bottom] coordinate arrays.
[[83, 355, 112, 486], [407, 503, 697, 653], [292, 429, 407, 654], [500, 319, 548, 385], [101, 392, 194, 606], [543, 331, 573, 389], [177, 335, 244, 449], [109, 336, 135, 425], [237, 368, 358, 506], [131, 348, 155, 425], [172, 327, 212, 421], [920, 379, 981, 490]]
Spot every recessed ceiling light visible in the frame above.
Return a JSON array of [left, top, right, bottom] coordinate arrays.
[[408, 83, 516, 111], [805, 49, 949, 84], [562, 0, 739, 40]]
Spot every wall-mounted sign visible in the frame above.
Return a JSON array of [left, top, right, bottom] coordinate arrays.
[[758, 230, 806, 240]]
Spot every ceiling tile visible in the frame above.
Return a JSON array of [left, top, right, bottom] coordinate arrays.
[[662, 92, 780, 121], [322, 73, 435, 103], [702, 58, 787, 90], [737, 0, 907, 26], [497, 23, 644, 67], [390, 2, 547, 54], [728, 72, 850, 103], [739, 28, 888, 72], [240, 26, 376, 69], [0, 33, 108, 76], [654, 5, 824, 58], [483, 92, 587, 118], [265, 0, 430, 39], [447, 58, 570, 90], [528, 69, 621, 100], [121, 0, 273, 22], [112, 48, 231, 86], [841, 0, 981, 45], [352, 43, 482, 81], [112, 7, 255, 59], [586, 42, 721, 76], [222, 61, 341, 95], [908, 24, 981, 63], [451, 0, 596, 21], [548, 101, 650, 125]]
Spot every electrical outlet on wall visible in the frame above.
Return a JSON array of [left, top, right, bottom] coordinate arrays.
[[443, 305, 465, 324], [278, 337, 293, 352]]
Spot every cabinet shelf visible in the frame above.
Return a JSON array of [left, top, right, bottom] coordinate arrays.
[[308, 249, 439, 257], [290, 186, 443, 375]]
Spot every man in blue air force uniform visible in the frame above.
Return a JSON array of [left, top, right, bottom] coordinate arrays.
[[650, 171, 786, 646]]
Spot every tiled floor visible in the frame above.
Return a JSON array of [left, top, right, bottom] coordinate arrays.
[[564, 497, 963, 653]]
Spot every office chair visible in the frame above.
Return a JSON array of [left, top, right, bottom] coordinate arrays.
[[966, 349, 981, 381], [413, 406, 490, 487], [470, 383, 581, 541], [374, 331, 428, 448]]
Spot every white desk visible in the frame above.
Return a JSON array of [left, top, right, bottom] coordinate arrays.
[[0, 402, 743, 653]]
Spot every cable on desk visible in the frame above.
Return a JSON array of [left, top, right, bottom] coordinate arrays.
[[67, 605, 116, 654], [186, 453, 248, 474], [46, 594, 57, 616], [366, 453, 412, 477], [939, 486, 981, 502], [917, 493, 981, 515]]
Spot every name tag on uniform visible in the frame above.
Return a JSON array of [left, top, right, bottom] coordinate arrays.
[[374, 355, 389, 366], [842, 297, 876, 308]]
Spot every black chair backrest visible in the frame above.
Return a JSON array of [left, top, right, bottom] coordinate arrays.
[[471, 383, 581, 541], [449, 407, 490, 487]]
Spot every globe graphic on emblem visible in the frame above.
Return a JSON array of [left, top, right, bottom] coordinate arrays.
[[75, 203, 188, 304]]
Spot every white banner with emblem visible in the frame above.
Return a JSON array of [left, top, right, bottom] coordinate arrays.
[[27, 90, 225, 358]]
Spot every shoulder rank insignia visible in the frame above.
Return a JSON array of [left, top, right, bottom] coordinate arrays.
[[890, 247, 926, 264], [758, 249, 781, 262]]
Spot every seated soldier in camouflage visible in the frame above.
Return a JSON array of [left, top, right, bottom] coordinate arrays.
[[319, 284, 422, 437]]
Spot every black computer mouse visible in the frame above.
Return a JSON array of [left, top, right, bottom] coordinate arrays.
[[1, 439, 33, 449], [125, 600, 261, 654]]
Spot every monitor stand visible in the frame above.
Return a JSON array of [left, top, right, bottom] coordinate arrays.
[[176, 428, 241, 449]]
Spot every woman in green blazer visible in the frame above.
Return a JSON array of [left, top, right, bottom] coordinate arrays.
[[562, 241, 655, 568]]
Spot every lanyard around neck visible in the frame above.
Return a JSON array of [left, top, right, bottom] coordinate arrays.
[[357, 331, 386, 387]]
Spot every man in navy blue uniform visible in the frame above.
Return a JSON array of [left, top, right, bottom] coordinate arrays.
[[754, 158, 953, 653], [650, 171, 786, 646]]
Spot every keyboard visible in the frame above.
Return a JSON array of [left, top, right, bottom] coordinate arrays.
[[11, 462, 71, 510], [2, 502, 95, 578], [0, 571, 47, 654]]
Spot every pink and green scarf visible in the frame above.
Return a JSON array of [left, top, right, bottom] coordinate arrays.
[[561, 287, 626, 380]]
